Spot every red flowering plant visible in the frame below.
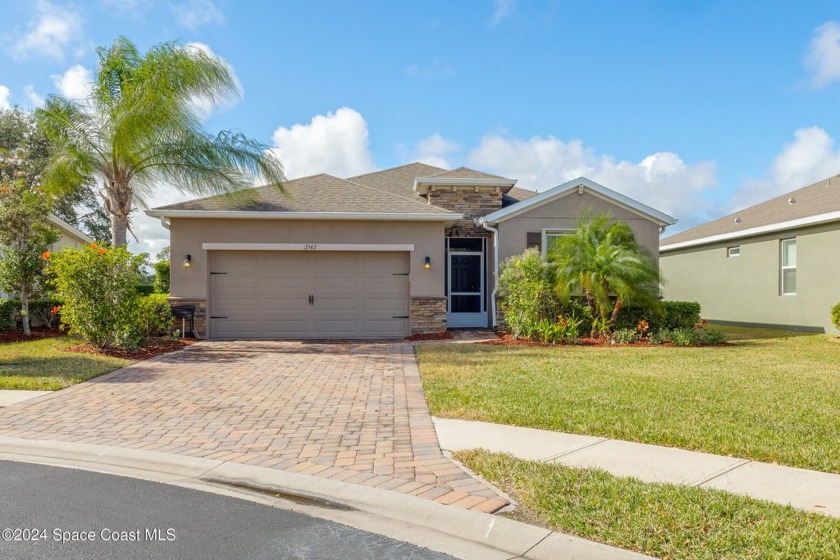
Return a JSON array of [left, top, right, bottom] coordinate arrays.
[[47, 244, 171, 350]]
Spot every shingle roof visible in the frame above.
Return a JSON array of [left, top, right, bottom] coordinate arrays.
[[427, 167, 507, 180], [661, 175, 840, 247], [153, 173, 455, 215], [503, 186, 538, 207], [348, 162, 446, 198]]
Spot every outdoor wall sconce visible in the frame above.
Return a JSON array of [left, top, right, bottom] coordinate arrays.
[[183, 254, 192, 268], [424, 256, 431, 270]]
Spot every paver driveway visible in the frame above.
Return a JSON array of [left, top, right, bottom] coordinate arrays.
[[0, 341, 507, 513]]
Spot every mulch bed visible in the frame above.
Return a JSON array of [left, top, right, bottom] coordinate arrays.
[[405, 331, 455, 341], [63, 337, 196, 360], [0, 327, 66, 344]]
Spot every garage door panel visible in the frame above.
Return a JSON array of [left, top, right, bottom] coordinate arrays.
[[314, 276, 358, 289], [264, 296, 309, 311], [210, 251, 409, 339], [263, 275, 309, 290]]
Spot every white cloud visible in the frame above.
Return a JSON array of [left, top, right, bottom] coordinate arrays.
[[0, 86, 11, 110], [51, 65, 93, 100], [469, 134, 718, 225], [184, 42, 242, 119], [269, 107, 375, 179], [9, 0, 83, 60], [171, 0, 224, 30], [732, 126, 840, 209], [405, 58, 455, 79], [490, 0, 517, 26], [407, 133, 461, 168], [805, 21, 840, 87], [23, 85, 44, 108]]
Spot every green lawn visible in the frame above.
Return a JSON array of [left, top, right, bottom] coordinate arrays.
[[417, 326, 840, 473], [457, 449, 840, 560], [0, 337, 131, 390]]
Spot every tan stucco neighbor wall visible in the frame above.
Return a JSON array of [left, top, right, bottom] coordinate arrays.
[[168, 218, 447, 302], [660, 223, 840, 333], [497, 191, 663, 264]]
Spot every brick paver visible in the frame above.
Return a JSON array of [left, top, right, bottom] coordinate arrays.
[[0, 341, 507, 512]]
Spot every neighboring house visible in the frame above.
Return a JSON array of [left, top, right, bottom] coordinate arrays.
[[0, 214, 92, 299], [146, 163, 675, 339], [660, 174, 840, 333]]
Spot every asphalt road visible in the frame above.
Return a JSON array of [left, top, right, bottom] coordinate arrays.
[[0, 460, 454, 559]]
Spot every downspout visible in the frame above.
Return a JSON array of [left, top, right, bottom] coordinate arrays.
[[159, 216, 170, 230], [478, 218, 500, 329]]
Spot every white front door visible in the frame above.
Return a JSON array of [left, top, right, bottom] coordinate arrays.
[[446, 238, 487, 328]]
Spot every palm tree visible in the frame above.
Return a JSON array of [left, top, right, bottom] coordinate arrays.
[[36, 37, 285, 246], [549, 213, 661, 332]]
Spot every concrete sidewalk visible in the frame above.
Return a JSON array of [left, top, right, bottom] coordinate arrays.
[[0, 390, 50, 408], [434, 417, 840, 518]]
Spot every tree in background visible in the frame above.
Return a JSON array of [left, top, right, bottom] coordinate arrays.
[[153, 246, 170, 294], [549, 213, 661, 335], [0, 108, 110, 242], [0, 152, 59, 335], [37, 36, 285, 247]]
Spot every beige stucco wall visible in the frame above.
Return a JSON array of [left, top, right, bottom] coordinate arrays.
[[169, 218, 447, 301], [497, 191, 663, 264], [660, 223, 840, 333]]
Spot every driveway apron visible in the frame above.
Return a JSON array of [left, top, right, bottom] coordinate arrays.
[[0, 341, 507, 513]]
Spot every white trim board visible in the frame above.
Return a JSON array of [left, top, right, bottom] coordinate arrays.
[[202, 243, 415, 252], [660, 210, 840, 252]]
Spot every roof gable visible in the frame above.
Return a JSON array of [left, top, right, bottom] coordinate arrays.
[[661, 174, 840, 249], [481, 177, 677, 227]]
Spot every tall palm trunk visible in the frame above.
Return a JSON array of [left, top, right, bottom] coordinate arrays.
[[103, 178, 132, 247]]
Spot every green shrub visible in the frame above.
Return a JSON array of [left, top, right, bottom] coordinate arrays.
[[832, 302, 840, 331], [135, 284, 155, 296], [499, 248, 561, 339], [648, 331, 666, 345], [0, 299, 14, 331], [615, 301, 701, 331], [140, 293, 173, 336], [661, 301, 702, 330], [48, 244, 153, 351], [0, 298, 62, 330], [612, 328, 639, 344], [153, 259, 170, 294], [665, 327, 701, 347], [703, 327, 726, 345]]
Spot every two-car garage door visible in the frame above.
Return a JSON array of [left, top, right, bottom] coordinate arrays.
[[208, 251, 410, 339]]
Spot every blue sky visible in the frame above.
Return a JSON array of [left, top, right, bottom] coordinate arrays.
[[2, 0, 840, 255]]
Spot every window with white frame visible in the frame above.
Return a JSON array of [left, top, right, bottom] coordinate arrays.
[[781, 238, 796, 295], [542, 230, 573, 258], [727, 246, 740, 257]]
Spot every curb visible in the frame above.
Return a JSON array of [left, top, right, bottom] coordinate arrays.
[[0, 437, 651, 560]]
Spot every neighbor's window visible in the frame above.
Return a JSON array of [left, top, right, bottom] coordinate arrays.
[[727, 246, 740, 257], [781, 238, 797, 295]]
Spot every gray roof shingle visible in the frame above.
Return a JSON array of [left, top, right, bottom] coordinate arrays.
[[154, 173, 456, 215], [662, 175, 840, 246]]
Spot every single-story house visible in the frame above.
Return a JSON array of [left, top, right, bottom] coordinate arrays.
[[146, 163, 676, 339], [660, 174, 840, 333]]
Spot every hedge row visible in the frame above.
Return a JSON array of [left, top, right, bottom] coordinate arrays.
[[0, 298, 64, 331], [614, 301, 702, 332]]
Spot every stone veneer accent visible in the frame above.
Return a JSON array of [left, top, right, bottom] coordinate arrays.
[[426, 187, 503, 237], [410, 296, 447, 334], [167, 298, 206, 339]]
